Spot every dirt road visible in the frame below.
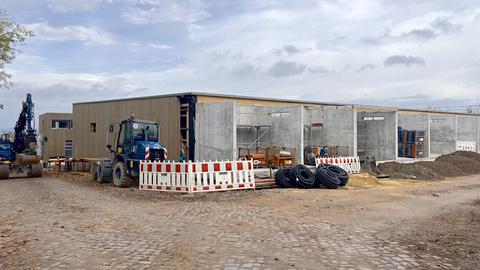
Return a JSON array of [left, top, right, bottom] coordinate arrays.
[[1, 174, 479, 269]]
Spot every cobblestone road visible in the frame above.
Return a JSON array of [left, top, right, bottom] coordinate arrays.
[[1, 175, 479, 269]]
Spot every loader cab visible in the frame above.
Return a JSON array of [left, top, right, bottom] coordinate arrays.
[[100, 116, 167, 187], [107, 116, 167, 162], [116, 118, 159, 154]]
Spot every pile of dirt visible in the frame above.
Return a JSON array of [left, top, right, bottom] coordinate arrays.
[[347, 173, 383, 187], [378, 151, 480, 180]]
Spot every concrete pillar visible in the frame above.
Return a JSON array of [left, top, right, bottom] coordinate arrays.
[[299, 106, 304, 164], [455, 115, 458, 150], [394, 111, 399, 160], [427, 113, 431, 158], [353, 106, 358, 157], [232, 101, 237, 160]]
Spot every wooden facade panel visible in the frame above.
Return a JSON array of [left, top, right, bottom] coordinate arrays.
[[72, 96, 181, 159], [38, 113, 73, 159]]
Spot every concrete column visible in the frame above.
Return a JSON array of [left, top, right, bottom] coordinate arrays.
[[232, 101, 237, 160], [427, 113, 431, 158], [455, 115, 458, 150], [300, 106, 304, 164], [394, 111, 399, 160], [353, 106, 358, 157], [477, 116, 480, 152]]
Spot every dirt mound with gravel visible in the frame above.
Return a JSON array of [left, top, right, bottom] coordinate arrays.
[[378, 151, 480, 180]]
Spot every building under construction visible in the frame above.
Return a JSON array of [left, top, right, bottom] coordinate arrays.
[[39, 92, 480, 166]]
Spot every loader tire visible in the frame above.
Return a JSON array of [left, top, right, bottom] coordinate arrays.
[[112, 161, 131, 188], [30, 163, 43, 178], [0, 164, 9, 179], [96, 161, 112, 183], [91, 163, 97, 181]]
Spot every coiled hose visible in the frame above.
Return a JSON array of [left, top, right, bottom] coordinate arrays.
[[275, 168, 295, 188], [327, 165, 349, 186], [289, 165, 315, 188], [314, 164, 340, 189]]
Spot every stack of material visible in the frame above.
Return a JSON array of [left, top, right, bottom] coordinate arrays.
[[240, 147, 296, 168], [398, 127, 425, 158], [275, 164, 349, 189]]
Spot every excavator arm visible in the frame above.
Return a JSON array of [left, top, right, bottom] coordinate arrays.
[[13, 93, 36, 154]]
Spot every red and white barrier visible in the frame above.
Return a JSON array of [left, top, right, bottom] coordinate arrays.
[[456, 141, 477, 152], [139, 159, 255, 193], [315, 156, 361, 174]]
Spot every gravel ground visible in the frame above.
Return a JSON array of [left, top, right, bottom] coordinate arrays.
[[1, 173, 479, 269]]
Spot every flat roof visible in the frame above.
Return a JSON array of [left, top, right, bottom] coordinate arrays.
[[72, 91, 480, 117], [72, 91, 347, 106], [39, 112, 73, 117]]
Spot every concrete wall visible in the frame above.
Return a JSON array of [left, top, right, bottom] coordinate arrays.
[[457, 116, 479, 151], [398, 113, 430, 158], [270, 106, 303, 163], [236, 105, 303, 163], [430, 114, 456, 157], [195, 102, 236, 161], [236, 105, 273, 150], [357, 111, 396, 161], [304, 106, 355, 156]]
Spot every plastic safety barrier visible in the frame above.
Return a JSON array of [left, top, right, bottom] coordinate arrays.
[[139, 159, 255, 193], [314, 156, 361, 174], [456, 141, 477, 152]]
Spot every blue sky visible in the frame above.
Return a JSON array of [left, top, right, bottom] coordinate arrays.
[[1, 0, 480, 129]]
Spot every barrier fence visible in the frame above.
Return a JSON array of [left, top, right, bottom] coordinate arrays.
[[47, 158, 93, 172], [456, 141, 477, 152], [314, 156, 361, 173], [139, 159, 255, 193]]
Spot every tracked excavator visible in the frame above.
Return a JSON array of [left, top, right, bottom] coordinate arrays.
[[0, 93, 42, 179]]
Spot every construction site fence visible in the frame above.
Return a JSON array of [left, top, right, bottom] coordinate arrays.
[[46, 158, 93, 172], [456, 141, 477, 152], [315, 156, 361, 174], [139, 159, 256, 194]]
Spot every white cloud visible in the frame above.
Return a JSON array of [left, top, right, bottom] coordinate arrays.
[[25, 22, 115, 45], [14, 54, 48, 64], [146, 43, 172, 50], [46, 0, 110, 13], [3, 0, 480, 128], [122, 0, 210, 24]]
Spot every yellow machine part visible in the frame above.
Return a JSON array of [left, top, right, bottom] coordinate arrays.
[[15, 154, 42, 165]]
